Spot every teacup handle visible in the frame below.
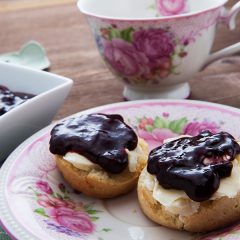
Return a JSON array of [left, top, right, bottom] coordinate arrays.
[[203, 2, 240, 67]]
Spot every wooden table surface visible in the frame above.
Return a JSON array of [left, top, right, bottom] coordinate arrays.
[[0, 0, 240, 121]]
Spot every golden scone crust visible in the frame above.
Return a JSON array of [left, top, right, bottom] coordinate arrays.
[[55, 138, 148, 199], [138, 167, 240, 233]]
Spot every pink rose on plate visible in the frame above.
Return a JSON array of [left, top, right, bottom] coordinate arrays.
[[36, 180, 53, 195], [103, 39, 149, 77], [183, 121, 219, 136], [133, 28, 175, 67], [139, 117, 154, 130], [37, 194, 75, 209], [47, 207, 95, 234], [138, 128, 178, 150], [156, 0, 187, 16], [38, 194, 53, 208]]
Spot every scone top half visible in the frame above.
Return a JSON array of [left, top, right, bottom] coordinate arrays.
[[138, 130, 240, 232], [49, 113, 148, 198]]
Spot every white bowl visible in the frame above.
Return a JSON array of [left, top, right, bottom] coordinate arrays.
[[0, 62, 73, 162]]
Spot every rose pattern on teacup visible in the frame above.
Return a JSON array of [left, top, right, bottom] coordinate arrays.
[[32, 180, 111, 238], [134, 114, 220, 150], [99, 26, 188, 85], [155, 0, 188, 16], [88, 6, 221, 92]]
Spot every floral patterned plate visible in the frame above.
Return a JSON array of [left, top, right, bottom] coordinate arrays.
[[1, 99, 240, 240]]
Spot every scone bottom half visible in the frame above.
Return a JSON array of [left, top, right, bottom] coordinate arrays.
[[138, 130, 240, 232], [49, 113, 148, 198]]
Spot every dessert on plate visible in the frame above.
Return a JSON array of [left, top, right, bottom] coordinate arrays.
[[138, 130, 240, 232], [50, 113, 148, 198]]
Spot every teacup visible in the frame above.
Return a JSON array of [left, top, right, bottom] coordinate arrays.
[[78, 0, 240, 100]]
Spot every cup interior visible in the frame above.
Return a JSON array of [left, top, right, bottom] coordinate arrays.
[[78, 0, 228, 19]]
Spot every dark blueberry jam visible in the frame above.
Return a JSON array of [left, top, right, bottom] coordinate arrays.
[[0, 85, 35, 116], [147, 131, 240, 202], [49, 114, 138, 174]]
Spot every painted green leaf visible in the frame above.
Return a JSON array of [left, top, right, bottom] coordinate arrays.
[[98, 237, 104, 240], [169, 117, 187, 133], [86, 209, 102, 215], [120, 27, 134, 42], [147, 3, 155, 10], [91, 216, 99, 221], [109, 28, 121, 40], [84, 202, 95, 211], [56, 193, 64, 200], [63, 195, 70, 200], [154, 117, 168, 129], [175, 117, 187, 133], [102, 228, 112, 232], [136, 117, 141, 123], [168, 120, 178, 132], [145, 124, 153, 132], [34, 208, 49, 217]]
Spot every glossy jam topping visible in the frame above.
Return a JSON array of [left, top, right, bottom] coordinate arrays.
[[147, 131, 240, 202], [49, 113, 138, 173], [0, 85, 34, 116]]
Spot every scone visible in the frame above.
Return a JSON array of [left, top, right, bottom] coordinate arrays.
[[50, 113, 148, 198], [138, 130, 240, 232]]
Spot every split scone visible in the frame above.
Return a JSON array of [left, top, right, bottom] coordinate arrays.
[[138, 130, 240, 232], [50, 113, 148, 198]]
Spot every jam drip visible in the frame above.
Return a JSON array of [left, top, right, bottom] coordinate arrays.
[[0, 85, 34, 116], [147, 131, 240, 202], [49, 114, 138, 174]]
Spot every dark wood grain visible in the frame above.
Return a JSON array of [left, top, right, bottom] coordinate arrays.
[[0, 1, 239, 120]]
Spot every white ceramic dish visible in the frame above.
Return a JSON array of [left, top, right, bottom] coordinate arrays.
[[1, 99, 240, 240], [0, 62, 73, 162]]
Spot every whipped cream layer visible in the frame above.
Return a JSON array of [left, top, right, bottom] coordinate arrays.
[[64, 142, 143, 173]]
